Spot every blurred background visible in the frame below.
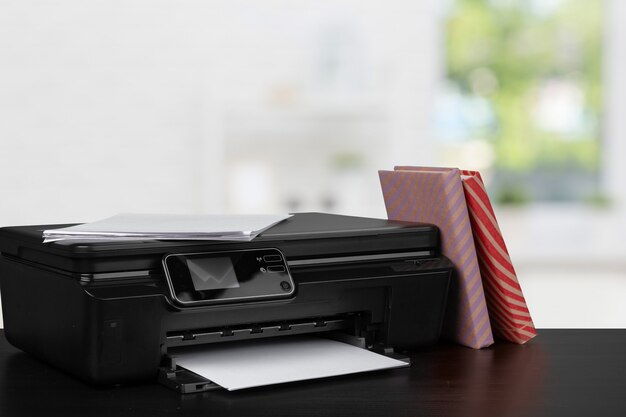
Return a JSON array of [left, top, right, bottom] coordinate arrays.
[[1, 0, 625, 328]]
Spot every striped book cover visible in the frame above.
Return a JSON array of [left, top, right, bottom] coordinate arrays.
[[379, 167, 494, 349], [460, 170, 536, 343]]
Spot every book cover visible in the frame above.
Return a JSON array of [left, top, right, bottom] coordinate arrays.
[[380, 167, 494, 349]]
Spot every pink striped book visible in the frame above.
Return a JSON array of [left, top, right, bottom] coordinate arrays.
[[379, 167, 494, 349]]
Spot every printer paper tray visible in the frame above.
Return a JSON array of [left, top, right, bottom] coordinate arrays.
[[159, 333, 410, 394], [158, 364, 221, 394]]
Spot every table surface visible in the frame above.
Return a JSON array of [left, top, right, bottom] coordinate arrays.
[[1, 329, 625, 417]]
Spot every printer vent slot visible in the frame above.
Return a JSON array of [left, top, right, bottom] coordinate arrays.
[[165, 315, 354, 348], [287, 250, 433, 267]]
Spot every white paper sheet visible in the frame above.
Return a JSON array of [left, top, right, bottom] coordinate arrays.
[[172, 336, 409, 391], [42, 213, 291, 243]]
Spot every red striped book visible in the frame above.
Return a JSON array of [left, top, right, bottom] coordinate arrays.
[[460, 170, 536, 343]]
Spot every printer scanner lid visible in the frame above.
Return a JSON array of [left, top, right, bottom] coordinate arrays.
[[0, 213, 438, 273]]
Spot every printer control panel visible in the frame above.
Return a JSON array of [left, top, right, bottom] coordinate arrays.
[[163, 248, 295, 306]]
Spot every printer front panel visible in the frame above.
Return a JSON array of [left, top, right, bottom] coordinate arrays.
[[161, 256, 453, 353]]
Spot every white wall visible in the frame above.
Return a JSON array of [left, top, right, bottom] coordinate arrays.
[[0, 1, 228, 225], [0, 0, 442, 224]]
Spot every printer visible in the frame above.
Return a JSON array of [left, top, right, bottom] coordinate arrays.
[[0, 213, 452, 393]]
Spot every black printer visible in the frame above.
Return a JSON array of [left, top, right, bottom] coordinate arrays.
[[0, 213, 452, 393]]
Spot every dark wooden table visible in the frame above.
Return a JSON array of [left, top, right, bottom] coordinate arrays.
[[1, 329, 625, 417]]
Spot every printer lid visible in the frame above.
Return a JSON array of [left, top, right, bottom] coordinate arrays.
[[0, 213, 438, 273]]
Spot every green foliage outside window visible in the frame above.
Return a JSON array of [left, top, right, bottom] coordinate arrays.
[[444, 0, 603, 203]]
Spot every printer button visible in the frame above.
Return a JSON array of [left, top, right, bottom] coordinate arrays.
[[263, 255, 283, 263], [280, 281, 291, 291], [267, 265, 286, 273]]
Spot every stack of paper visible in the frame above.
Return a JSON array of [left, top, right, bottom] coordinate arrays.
[[42, 213, 292, 243]]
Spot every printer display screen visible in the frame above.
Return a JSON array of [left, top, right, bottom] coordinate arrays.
[[186, 257, 240, 291], [163, 248, 295, 306]]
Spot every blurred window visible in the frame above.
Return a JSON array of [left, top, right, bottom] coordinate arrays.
[[438, 0, 604, 205]]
